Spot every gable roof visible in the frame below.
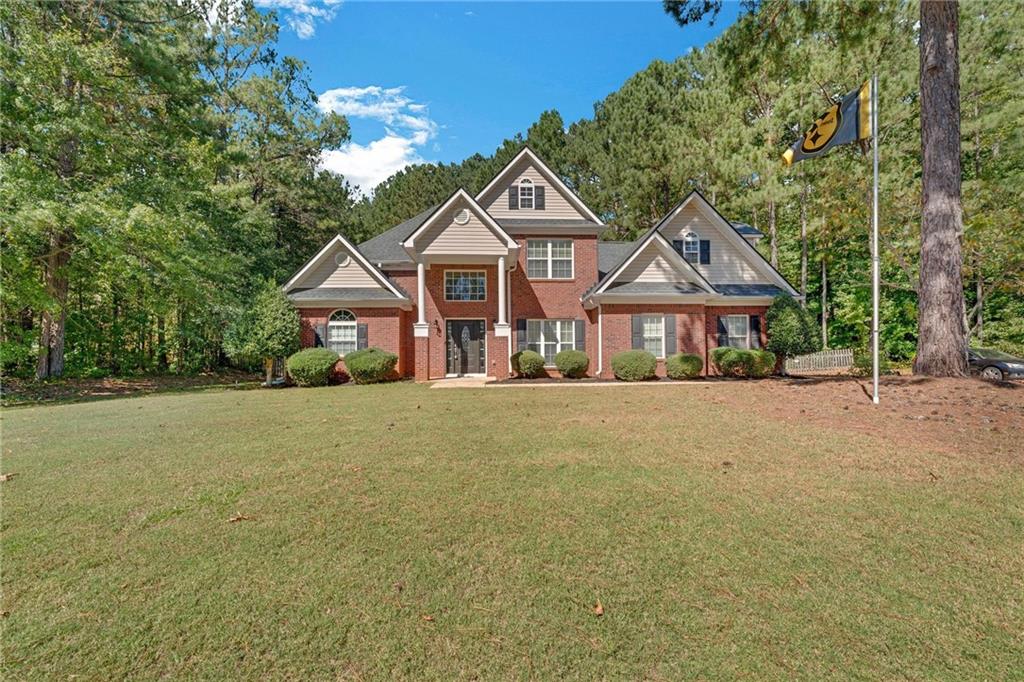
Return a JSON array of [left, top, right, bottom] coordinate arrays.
[[402, 188, 518, 255], [597, 241, 636, 276], [283, 232, 408, 300], [475, 146, 603, 224], [584, 190, 797, 302], [358, 204, 439, 265], [587, 231, 716, 301]]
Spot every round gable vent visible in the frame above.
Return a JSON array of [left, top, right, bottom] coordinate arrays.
[[335, 252, 351, 267], [453, 208, 471, 225]]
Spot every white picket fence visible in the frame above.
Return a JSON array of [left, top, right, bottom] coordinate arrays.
[[784, 348, 854, 374]]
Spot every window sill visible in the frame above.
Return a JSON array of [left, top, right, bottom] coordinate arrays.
[[443, 299, 487, 303], [525, 278, 575, 282]]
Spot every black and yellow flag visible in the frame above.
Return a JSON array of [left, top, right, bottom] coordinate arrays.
[[783, 81, 872, 165]]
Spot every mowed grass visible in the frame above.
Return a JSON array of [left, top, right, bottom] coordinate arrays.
[[2, 383, 1022, 679]]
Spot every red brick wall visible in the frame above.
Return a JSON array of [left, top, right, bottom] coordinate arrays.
[[392, 265, 505, 380], [599, 304, 707, 378], [298, 306, 404, 378], [510, 235, 599, 377], [705, 306, 769, 375]]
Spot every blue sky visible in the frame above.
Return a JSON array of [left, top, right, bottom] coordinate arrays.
[[261, 1, 740, 193]]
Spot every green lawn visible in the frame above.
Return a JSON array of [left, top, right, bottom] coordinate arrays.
[[3, 383, 1022, 679]]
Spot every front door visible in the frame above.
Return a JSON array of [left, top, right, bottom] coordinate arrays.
[[446, 320, 486, 376]]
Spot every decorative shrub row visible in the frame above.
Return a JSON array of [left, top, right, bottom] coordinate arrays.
[[710, 347, 776, 378], [666, 352, 703, 379], [611, 349, 658, 381], [286, 348, 339, 387], [512, 350, 546, 378], [345, 347, 398, 384]]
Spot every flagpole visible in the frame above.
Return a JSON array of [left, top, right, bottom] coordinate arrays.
[[871, 73, 880, 405]]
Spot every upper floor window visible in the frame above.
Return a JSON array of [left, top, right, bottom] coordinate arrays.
[[445, 270, 486, 301], [327, 309, 357, 356], [672, 232, 708, 265], [527, 239, 574, 279], [518, 178, 534, 209]]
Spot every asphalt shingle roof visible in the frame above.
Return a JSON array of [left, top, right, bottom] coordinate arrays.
[[357, 204, 439, 265], [713, 284, 787, 297], [602, 281, 706, 295], [287, 287, 404, 301], [730, 221, 764, 237], [596, 241, 636, 277], [497, 218, 604, 231]]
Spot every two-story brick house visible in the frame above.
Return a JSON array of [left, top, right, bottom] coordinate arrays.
[[283, 147, 797, 380]]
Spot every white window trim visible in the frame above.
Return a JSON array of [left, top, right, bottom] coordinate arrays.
[[640, 314, 666, 359], [683, 231, 699, 263], [725, 314, 751, 350], [327, 308, 357, 357], [525, 239, 575, 280], [526, 319, 575, 366], [518, 178, 534, 210], [444, 270, 487, 302]]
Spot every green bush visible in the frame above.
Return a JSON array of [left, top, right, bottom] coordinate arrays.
[[665, 352, 703, 380], [344, 347, 398, 384], [611, 349, 657, 381], [554, 349, 589, 378], [851, 348, 892, 377], [765, 295, 820, 369], [513, 350, 546, 378], [749, 349, 777, 378], [286, 348, 339, 387]]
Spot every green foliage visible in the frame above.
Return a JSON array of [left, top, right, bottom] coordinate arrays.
[[765, 296, 820, 361], [513, 350, 546, 378], [611, 350, 657, 382], [224, 282, 300, 367], [749, 350, 777, 378], [286, 348, 339, 387], [851, 348, 893, 377], [712, 348, 777, 378], [344, 348, 398, 384], [554, 349, 589, 378], [666, 353, 703, 380]]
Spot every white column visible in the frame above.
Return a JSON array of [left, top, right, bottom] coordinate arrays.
[[497, 255, 507, 326], [414, 261, 429, 337], [416, 261, 426, 324]]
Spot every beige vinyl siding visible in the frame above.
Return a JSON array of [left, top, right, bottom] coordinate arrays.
[[616, 245, 693, 284], [480, 161, 588, 220], [298, 245, 384, 289], [660, 204, 768, 284], [420, 206, 507, 255]]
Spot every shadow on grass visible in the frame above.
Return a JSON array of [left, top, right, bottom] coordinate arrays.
[[1, 372, 265, 408]]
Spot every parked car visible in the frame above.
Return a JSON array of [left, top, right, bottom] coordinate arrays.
[[968, 347, 1024, 381]]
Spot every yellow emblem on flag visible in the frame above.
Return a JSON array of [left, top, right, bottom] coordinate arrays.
[[800, 103, 841, 153], [783, 81, 872, 166]]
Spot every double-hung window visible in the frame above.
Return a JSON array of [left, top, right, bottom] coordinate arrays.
[[327, 309, 357, 356], [526, 239, 574, 279], [671, 232, 700, 263], [640, 315, 665, 358], [444, 271, 486, 301], [725, 314, 750, 349], [518, 178, 534, 209], [526, 319, 575, 365]]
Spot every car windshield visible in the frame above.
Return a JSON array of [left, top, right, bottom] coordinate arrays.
[[971, 348, 1018, 361]]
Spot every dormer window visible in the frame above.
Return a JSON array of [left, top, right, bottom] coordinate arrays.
[[518, 178, 534, 209]]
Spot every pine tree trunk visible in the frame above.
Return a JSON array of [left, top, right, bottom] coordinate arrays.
[[768, 200, 778, 268], [915, 0, 967, 376], [820, 257, 829, 349], [35, 231, 70, 379]]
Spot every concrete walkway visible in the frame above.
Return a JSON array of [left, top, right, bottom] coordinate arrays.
[[428, 377, 494, 389]]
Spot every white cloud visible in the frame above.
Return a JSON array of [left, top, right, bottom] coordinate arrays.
[[253, 0, 342, 39], [317, 85, 438, 195]]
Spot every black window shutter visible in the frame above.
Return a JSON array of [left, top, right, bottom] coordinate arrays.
[[699, 240, 711, 265], [314, 323, 326, 348], [672, 240, 685, 257], [516, 318, 527, 352], [534, 186, 545, 210], [716, 316, 728, 347], [631, 315, 643, 350], [508, 186, 519, 210], [749, 315, 761, 349], [574, 319, 585, 351], [356, 323, 368, 350], [664, 315, 676, 356]]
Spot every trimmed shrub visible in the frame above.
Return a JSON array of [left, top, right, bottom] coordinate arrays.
[[765, 295, 820, 371], [851, 347, 892, 377], [287, 348, 339, 387], [554, 349, 589, 378], [344, 347, 398, 384], [514, 350, 546, 378], [711, 347, 750, 377], [666, 352, 703, 380], [611, 349, 657, 382], [749, 349, 777, 378]]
